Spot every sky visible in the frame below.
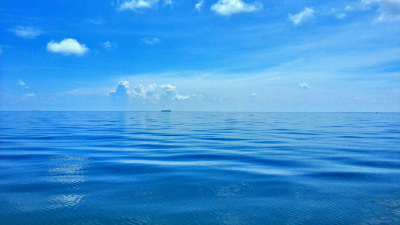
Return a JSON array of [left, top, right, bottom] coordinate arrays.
[[1, 0, 399, 112]]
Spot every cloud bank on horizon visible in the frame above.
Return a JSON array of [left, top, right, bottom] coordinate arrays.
[[109, 81, 190, 107], [1, 0, 399, 111]]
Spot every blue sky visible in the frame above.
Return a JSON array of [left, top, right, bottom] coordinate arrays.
[[1, 0, 399, 111]]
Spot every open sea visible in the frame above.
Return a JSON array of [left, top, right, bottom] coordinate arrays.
[[1, 111, 400, 225]]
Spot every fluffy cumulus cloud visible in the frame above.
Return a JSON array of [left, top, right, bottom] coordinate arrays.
[[363, 0, 400, 21], [117, 0, 172, 11], [12, 26, 42, 38], [46, 38, 89, 56], [132, 84, 159, 101], [289, 7, 315, 26], [211, 0, 262, 16], [160, 84, 190, 100], [142, 37, 160, 44], [109, 81, 131, 105], [132, 83, 189, 101]]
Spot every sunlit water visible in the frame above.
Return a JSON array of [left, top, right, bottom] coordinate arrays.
[[1, 112, 400, 225]]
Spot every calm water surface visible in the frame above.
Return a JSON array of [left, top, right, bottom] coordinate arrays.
[[1, 112, 400, 224]]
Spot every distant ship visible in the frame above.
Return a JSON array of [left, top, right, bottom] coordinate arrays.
[[161, 110, 171, 112]]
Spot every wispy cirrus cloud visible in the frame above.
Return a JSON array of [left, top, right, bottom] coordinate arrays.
[[11, 26, 42, 38], [142, 37, 160, 44], [46, 38, 89, 56], [289, 7, 315, 26], [101, 41, 117, 50], [362, 0, 400, 21], [18, 80, 30, 89], [25, 93, 36, 98], [88, 19, 105, 25], [211, 0, 262, 16], [299, 82, 312, 89], [195, 0, 205, 11]]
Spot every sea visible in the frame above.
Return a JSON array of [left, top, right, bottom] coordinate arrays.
[[1, 111, 400, 225]]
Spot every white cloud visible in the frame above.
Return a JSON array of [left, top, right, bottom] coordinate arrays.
[[163, 0, 173, 6], [60, 88, 109, 96], [299, 82, 311, 89], [191, 94, 204, 100], [132, 84, 159, 101], [89, 19, 105, 25], [345, 5, 354, 11], [328, 8, 347, 19], [174, 94, 191, 100], [160, 84, 190, 100], [196, 0, 205, 11], [118, 0, 155, 10], [18, 80, 26, 86], [363, 0, 400, 21], [18, 80, 30, 89], [109, 81, 190, 107], [101, 41, 117, 50], [46, 39, 89, 56], [289, 7, 315, 26], [142, 37, 160, 44], [211, 0, 262, 16], [109, 81, 131, 105], [336, 13, 347, 19], [117, 0, 172, 11], [25, 93, 36, 97], [12, 26, 42, 38]]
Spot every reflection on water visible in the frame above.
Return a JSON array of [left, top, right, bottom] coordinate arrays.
[[215, 183, 250, 197], [47, 154, 88, 209], [48, 155, 88, 185], [3, 154, 88, 213], [50, 194, 84, 209]]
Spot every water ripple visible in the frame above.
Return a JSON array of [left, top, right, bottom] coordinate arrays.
[[1, 112, 399, 225]]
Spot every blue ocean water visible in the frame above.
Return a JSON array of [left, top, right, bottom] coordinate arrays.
[[1, 112, 400, 225]]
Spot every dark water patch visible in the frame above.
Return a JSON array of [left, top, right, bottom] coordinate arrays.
[[350, 159, 400, 170], [0, 153, 53, 161], [126, 143, 189, 150], [89, 162, 171, 177], [249, 140, 287, 145], [196, 136, 249, 142], [306, 171, 382, 182]]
